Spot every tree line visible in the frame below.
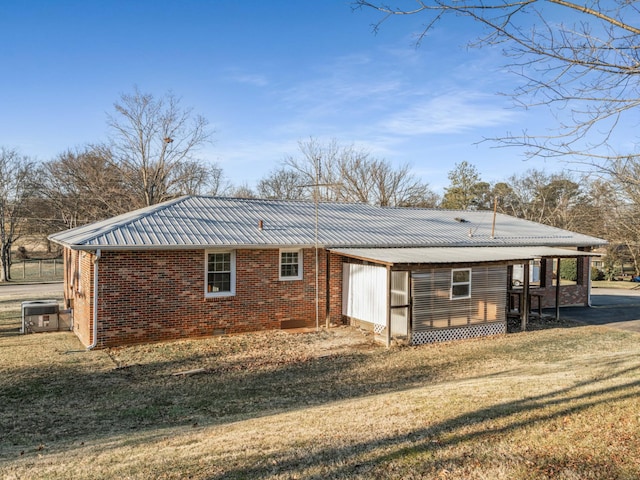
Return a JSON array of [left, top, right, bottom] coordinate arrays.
[[1, 87, 639, 281]]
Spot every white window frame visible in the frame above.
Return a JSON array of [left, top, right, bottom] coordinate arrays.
[[451, 268, 472, 300], [205, 250, 236, 298], [279, 248, 303, 281]]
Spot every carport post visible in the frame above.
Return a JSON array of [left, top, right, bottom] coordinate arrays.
[[386, 265, 392, 348], [555, 258, 561, 320], [325, 250, 331, 328], [521, 262, 530, 331]]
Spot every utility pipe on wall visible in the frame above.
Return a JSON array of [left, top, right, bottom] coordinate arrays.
[[88, 249, 101, 350]]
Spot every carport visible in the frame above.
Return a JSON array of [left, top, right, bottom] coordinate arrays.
[[333, 246, 600, 346]]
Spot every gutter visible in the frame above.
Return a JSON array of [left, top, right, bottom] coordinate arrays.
[[64, 243, 320, 252], [88, 249, 101, 350]]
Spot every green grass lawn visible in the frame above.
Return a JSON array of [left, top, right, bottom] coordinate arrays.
[[8, 259, 63, 282], [1, 305, 639, 479], [592, 279, 640, 290]]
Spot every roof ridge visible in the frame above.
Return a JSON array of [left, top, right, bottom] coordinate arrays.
[[201, 194, 378, 209]]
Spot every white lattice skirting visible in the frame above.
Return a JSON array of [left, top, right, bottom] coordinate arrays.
[[411, 322, 506, 345], [373, 324, 386, 335]]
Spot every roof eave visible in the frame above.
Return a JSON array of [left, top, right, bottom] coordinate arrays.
[[59, 243, 319, 252]]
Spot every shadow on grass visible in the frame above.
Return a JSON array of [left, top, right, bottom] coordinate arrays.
[[2, 327, 640, 478], [207, 363, 640, 479], [1, 345, 446, 447]]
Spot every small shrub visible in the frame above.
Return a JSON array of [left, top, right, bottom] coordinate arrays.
[[591, 266, 604, 281], [559, 258, 577, 282], [15, 246, 28, 260]]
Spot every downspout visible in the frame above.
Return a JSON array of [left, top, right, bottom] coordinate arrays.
[[88, 249, 101, 350]]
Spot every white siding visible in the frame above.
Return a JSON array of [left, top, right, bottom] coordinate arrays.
[[342, 263, 388, 327]]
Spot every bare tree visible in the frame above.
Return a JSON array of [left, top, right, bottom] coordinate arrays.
[[356, 1, 640, 170], [38, 147, 131, 232], [284, 138, 345, 202], [108, 87, 213, 207], [340, 155, 437, 207], [257, 168, 306, 200], [496, 169, 592, 231], [280, 137, 437, 206], [163, 160, 228, 196], [207, 163, 231, 196], [495, 170, 549, 221], [575, 179, 615, 240], [599, 159, 640, 275], [0, 148, 36, 282], [230, 183, 256, 199]]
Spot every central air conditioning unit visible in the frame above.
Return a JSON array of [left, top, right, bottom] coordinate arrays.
[[21, 300, 60, 334]]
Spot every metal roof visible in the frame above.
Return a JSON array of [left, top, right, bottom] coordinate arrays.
[[48, 195, 607, 250], [330, 246, 601, 266]]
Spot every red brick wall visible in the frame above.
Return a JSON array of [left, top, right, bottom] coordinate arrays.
[[70, 248, 340, 348], [327, 251, 344, 325], [64, 249, 94, 347], [536, 257, 591, 308]]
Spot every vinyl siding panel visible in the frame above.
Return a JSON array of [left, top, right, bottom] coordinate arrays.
[[342, 263, 388, 327]]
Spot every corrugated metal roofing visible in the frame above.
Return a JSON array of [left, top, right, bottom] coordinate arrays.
[[48, 195, 607, 250], [330, 246, 601, 265]]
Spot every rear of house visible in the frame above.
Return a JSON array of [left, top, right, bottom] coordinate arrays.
[[50, 196, 605, 348], [62, 246, 344, 348]]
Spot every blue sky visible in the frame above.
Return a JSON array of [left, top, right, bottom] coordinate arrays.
[[1, 0, 564, 194]]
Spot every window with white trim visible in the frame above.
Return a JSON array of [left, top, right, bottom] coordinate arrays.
[[205, 251, 236, 297], [279, 249, 303, 280], [451, 268, 471, 299]]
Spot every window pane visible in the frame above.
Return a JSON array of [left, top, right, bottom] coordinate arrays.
[[282, 252, 298, 264], [210, 272, 231, 292], [452, 284, 469, 298], [452, 270, 470, 283], [281, 264, 299, 277], [209, 253, 230, 272]]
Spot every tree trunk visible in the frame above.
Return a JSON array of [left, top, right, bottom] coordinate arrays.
[[0, 242, 10, 282]]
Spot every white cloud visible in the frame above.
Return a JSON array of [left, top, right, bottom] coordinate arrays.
[[381, 92, 517, 135], [226, 70, 269, 87]]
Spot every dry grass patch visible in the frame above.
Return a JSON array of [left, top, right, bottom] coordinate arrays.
[[1, 309, 640, 479]]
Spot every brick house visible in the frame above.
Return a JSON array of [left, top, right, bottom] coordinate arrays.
[[49, 196, 605, 348]]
